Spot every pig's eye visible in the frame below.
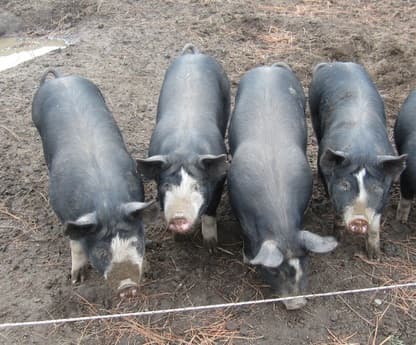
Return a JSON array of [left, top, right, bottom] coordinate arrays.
[[191, 183, 199, 192], [339, 180, 350, 191]]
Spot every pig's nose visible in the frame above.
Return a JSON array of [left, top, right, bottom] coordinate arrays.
[[119, 282, 139, 299], [347, 219, 368, 234], [282, 296, 307, 310], [106, 262, 141, 298], [168, 217, 192, 233]]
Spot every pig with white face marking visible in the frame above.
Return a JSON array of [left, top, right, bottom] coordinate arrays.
[[32, 70, 158, 297], [394, 90, 416, 223], [137, 44, 230, 251], [309, 62, 407, 259], [228, 63, 338, 310]]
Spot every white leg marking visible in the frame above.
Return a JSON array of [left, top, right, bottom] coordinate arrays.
[[164, 168, 204, 226], [243, 250, 250, 264], [201, 215, 217, 243], [396, 195, 412, 224], [70, 240, 88, 284], [367, 213, 381, 259]]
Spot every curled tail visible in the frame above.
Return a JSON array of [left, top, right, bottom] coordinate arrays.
[[181, 43, 200, 55], [271, 62, 292, 72], [40, 69, 62, 85]]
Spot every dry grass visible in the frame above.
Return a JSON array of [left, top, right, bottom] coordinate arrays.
[[312, 306, 399, 345], [87, 311, 259, 345], [356, 236, 416, 320], [0, 201, 40, 236], [73, 292, 260, 345], [325, 329, 357, 345], [258, 26, 295, 46], [258, 0, 414, 27]]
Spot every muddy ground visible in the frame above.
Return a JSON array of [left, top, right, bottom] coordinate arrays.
[[0, 0, 415, 344]]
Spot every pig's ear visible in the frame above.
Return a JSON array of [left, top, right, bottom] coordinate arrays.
[[198, 154, 228, 179], [299, 230, 338, 253], [64, 212, 97, 240], [377, 154, 407, 181], [121, 201, 160, 224], [137, 155, 169, 180], [249, 240, 284, 268], [320, 148, 348, 175]]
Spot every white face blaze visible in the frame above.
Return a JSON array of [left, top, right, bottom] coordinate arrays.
[[288, 258, 303, 284], [104, 234, 143, 289], [281, 259, 307, 310], [164, 168, 204, 226], [343, 168, 379, 231], [110, 235, 143, 265]]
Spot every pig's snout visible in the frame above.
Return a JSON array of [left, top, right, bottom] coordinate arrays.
[[106, 262, 141, 298], [282, 296, 307, 310], [347, 218, 368, 234], [118, 278, 139, 298], [168, 217, 192, 233]]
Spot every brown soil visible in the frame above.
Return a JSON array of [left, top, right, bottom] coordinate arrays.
[[1, 1, 415, 344]]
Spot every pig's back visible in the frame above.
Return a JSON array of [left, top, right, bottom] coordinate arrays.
[[32, 76, 142, 221]]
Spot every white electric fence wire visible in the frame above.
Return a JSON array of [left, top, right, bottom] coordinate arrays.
[[0, 282, 415, 329]]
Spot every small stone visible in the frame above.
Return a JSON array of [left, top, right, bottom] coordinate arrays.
[[374, 298, 382, 306], [98, 23, 104, 29]]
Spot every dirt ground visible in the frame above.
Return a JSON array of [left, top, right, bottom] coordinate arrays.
[[1, 0, 415, 344]]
